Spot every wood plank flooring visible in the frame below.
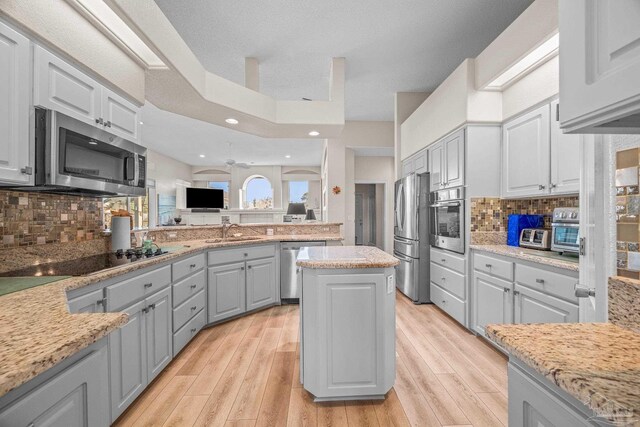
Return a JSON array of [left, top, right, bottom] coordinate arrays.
[[114, 291, 507, 427]]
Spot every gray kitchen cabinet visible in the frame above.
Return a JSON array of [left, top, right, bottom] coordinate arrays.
[[514, 285, 579, 325], [0, 339, 110, 427], [401, 148, 428, 177], [208, 262, 247, 323], [550, 99, 580, 195], [0, 20, 31, 185], [109, 286, 172, 420], [559, 1, 640, 134], [146, 287, 172, 382], [109, 299, 147, 421], [428, 128, 465, 191], [509, 360, 601, 426], [472, 271, 513, 336], [67, 288, 105, 313], [430, 247, 467, 327], [502, 104, 551, 198], [443, 128, 465, 189], [300, 268, 396, 400], [101, 87, 141, 142], [246, 257, 277, 311]]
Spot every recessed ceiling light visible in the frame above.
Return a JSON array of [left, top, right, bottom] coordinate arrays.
[[225, 118, 239, 125], [88, 140, 98, 145], [308, 131, 320, 136], [285, 155, 291, 159], [199, 154, 205, 158]]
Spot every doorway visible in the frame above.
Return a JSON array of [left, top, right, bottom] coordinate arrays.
[[354, 184, 384, 249]]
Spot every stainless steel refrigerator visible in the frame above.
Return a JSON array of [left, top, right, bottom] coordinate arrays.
[[394, 173, 430, 304]]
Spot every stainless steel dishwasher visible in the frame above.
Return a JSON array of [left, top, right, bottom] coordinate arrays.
[[281, 241, 326, 303]]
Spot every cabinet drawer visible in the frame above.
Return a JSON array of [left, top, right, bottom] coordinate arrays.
[[172, 269, 206, 307], [430, 283, 466, 326], [431, 247, 465, 273], [208, 244, 276, 265], [474, 252, 514, 281], [515, 264, 578, 303], [430, 262, 465, 300], [173, 253, 206, 282], [67, 289, 104, 313], [106, 265, 171, 311], [173, 290, 206, 331], [173, 309, 206, 356]]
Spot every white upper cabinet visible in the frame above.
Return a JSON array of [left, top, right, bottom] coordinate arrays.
[[550, 100, 580, 195], [443, 129, 465, 189], [34, 45, 141, 142], [0, 21, 31, 185], [34, 46, 101, 126], [102, 88, 140, 142], [400, 148, 427, 178], [559, 0, 640, 133], [428, 142, 444, 192], [502, 104, 550, 198]]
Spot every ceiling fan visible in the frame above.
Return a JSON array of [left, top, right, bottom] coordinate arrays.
[[225, 159, 250, 169]]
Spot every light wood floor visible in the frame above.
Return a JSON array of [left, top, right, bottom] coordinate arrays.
[[114, 291, 508, 427]]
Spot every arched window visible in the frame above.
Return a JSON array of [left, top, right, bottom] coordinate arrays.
[[241, 175, 273, 209]]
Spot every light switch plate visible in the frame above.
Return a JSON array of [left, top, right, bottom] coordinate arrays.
[[387, 276, 394, 294]]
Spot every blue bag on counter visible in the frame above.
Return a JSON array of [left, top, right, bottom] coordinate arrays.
[[507, 214, 544, 247]]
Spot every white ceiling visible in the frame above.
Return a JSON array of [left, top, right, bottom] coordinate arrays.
[[141, 103, 324, 166], [153, 0, 533, 121]]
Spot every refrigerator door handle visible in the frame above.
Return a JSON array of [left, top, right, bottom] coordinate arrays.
[[395, 182, 404, 231], [393, 251, 414, 262]]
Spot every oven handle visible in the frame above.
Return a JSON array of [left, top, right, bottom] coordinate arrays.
[[552, 223, 579, 228], [429, 201, 461, 208]]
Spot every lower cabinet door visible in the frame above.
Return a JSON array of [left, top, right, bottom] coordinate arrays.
[[0, 340, 110, 427], [246, 257, 277, 311], [514, 285, 579, 324], [109, 299, 147, 421], [146, 287, 172, 382], [473, 271, 513, 335], [208, 262, 247, 323]]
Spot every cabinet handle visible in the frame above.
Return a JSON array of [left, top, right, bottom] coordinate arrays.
[[106, 120, 112, 127], [441, 277, 446, 281], [191, 305, 197, 311], [144, 283, 153, 288], [97, 297, 107, 306], [190, 263, 197, 268], [441, 300, 446, 305], [20, 166, 33, 175], [550, 183, 557, 189], [244, 253, 248, 257], [441, 258, 446, 262], [95, 118, 103, 125], [485, 263, 492, 268], [149, 303, 156, 310], [538, 184, 546, 190], [514, 290, 520, 296], [190, 328, 197, 333], [142, 307, 149, 314], [190, 284, 197, 289], [248, 265, 252, 269], [503, 288, 510, 293], [535, 278, 545, 284], [241, 266, 245, 270]]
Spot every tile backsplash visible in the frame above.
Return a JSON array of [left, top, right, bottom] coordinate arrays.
[[0, 190, 104, 248], [470, 196, 579, 232], [616, 147, 640, 279]]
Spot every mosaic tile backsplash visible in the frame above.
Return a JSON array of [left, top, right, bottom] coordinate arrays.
[[615, 148, 640, 279], [470, 196, 580, 232], [0, 190, 104, 248]]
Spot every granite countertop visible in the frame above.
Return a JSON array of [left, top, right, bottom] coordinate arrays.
[[470, 244, 579, 272], [147, 222, 343, 232], [0, 233, 342, 397], [486, 323, 640, 423], [296, 245, 399, 269]]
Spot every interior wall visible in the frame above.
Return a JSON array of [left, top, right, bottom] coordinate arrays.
[[1, 1, 145, 103], [395, 92, 431, 179], [502, 55, 559, 121], [147, 150, 193, 208]]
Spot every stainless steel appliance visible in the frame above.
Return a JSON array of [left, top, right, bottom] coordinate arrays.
[[429, 186, 465, 254], [394, 173, 430, 303], [551, 207, 580, 254], [519, 228, 551, 250], [281, 241, 326, 302], [6, 108, 147, 196]]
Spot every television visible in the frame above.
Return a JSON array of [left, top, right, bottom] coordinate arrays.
[[186, 187, 224, 209]]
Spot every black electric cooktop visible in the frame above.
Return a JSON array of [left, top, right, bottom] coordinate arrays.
[[0, 248, 169, 277]]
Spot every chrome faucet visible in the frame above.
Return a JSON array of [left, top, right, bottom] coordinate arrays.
[[222, 223, 240, 239]]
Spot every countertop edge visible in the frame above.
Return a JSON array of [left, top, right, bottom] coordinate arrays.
[[470, 244, 579, 272]]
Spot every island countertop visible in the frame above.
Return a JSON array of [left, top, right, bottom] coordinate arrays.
[[486, 322, 640, 422], [296, 246, 399, 269]]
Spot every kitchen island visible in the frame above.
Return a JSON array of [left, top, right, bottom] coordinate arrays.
[[296, 246, 399, 401]]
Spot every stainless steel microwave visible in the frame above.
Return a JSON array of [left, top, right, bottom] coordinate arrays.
[[20, 108, 147, 196]]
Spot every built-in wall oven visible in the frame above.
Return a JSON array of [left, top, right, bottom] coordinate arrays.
[[7, 108, 147, 196], [429, 186, 465, 254]]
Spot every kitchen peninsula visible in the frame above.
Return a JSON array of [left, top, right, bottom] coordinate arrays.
[[296, 246, 398, 401]]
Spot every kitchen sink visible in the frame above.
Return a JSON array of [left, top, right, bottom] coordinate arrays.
[[204, 236, 264, 243]]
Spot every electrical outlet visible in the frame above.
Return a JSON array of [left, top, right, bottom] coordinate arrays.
[[387, 276, 394, 294]]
